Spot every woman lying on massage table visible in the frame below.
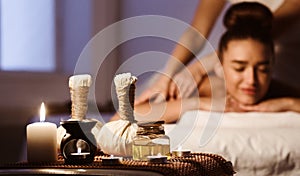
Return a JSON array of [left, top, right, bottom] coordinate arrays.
[[110, 2, 300, 123]]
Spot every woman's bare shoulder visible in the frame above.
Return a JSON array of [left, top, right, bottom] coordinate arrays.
[[198, 75, 226, 98]]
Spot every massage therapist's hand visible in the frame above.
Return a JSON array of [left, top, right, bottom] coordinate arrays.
[[239, 98, 300, 112], [169, 61, 204, 99], [135, 74, 171, 105]]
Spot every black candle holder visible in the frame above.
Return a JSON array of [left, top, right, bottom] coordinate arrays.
[[60, 120, 97, 164]]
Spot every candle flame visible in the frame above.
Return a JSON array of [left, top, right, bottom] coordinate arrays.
[[77, 147, 82, 154], [40, 102, 46, 122]]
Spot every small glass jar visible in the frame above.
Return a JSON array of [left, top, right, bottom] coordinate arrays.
[[132, 121, 170, 161]]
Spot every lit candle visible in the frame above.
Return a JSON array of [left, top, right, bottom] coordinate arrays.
[[102, 155, 123, 165], [26, 102, 57, 162], [172, 146, 191, 157], [70, 147, 90, 159], [147, 153, 168, 164]]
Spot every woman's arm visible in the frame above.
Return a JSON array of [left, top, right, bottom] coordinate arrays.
[[134, 97, 201, 123], [111, 97, 203, 123], [239, 97, 300, 113], [286, 98, 300, 112], [134, 76, 226, 123]]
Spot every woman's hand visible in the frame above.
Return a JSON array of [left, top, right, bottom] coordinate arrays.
[[224, 96, 247, 112]]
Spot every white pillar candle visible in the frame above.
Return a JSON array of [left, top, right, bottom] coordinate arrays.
[[26, 102, 57, 162]]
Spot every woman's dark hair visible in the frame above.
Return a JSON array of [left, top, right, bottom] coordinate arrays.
[[219, 2, 274, 61]]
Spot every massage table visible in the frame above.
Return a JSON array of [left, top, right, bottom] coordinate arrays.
[[164, 111, 300, 175]]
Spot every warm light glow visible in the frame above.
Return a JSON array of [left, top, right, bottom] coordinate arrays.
[[40, 102, 46, 122], [110, 155, 114, 158], [177, 145, 182, 151], [77, 147, 82, 154], [157, 153, 162, 156]]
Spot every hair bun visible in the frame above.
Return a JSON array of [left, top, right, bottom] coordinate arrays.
[[224, 2, 273, 32]]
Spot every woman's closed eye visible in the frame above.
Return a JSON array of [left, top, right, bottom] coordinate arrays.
[[231, 63, 270, 73], [257, 65, 270, 73], [233, 66, 245, 72], [231, 61, 247, 72]]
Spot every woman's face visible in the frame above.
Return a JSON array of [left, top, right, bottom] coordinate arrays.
[[222, 38, 273, 105]]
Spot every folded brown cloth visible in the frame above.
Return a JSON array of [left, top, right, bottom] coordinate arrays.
[[0, 153, 235, 176]]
